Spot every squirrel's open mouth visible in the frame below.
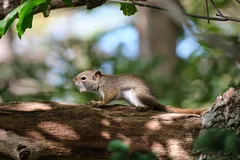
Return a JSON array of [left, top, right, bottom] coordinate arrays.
[[80, 88, 87, 92], [78, 82, 87, 92], [74, 81, 88, 92]]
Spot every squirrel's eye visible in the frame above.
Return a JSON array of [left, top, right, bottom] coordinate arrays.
[[81, 76, 86, 80]]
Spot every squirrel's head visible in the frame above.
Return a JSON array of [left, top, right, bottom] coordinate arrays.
[[73, 70, 102, 93]]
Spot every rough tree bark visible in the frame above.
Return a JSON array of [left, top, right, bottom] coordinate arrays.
[[198, 87, 240, 160], [0, 102, 202, 160]]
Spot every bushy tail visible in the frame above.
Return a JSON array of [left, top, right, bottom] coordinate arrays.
[[155, 103, 206, 115]]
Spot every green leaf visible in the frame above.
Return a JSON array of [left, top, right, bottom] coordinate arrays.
[[16, 0, 47, 38], [110, 152, 128, 160], [18, 10, 34, 38], [107, 140, 129, 152], [108, 140, 129, 160], [62, 0, 73, 6], [132, 152, 159, 160], [0, 0, 49, 39], [0, 1, 28, 38], [0, 14, 17, 38], [120, 3, 137, 16]]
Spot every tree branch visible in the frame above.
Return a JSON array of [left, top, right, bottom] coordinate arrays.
[[210, 0, 225, 17], [0, 0, 87, 20], [205, 0, 210, 24], [0, 102, 202, 159], [109, 0, 240, 23], [1, 0, 240, 23]]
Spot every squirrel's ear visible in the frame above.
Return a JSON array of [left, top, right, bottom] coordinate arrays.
[[93, 70, 102, 80]]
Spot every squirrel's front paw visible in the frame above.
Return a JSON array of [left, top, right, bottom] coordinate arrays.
[[89, 100, 101, 108]]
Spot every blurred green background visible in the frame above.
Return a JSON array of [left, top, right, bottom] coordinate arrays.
[[0, 1, 239, 109]]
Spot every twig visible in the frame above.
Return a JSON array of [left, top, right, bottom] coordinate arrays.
[[185, 13, 227, 21], [236, 0, 240, 3], [210, 0, 225, 17], [205, 0, 210, 24], [216, 14, 240, 22], [108, 0, 240, 23]]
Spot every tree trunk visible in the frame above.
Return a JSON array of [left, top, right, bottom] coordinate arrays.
[[135, 0, 183, 79], [199, 87, 240, 159], [0, 102, 202, 160]]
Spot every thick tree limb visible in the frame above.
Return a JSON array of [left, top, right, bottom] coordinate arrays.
[[109, 0, 240, 23], [0, 102, 202, 160], [1, 88, 239, 159]]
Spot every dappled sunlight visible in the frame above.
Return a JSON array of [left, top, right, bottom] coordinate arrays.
[[26, 131, 45, 140], [151, 113, 191, 121], [101, 131, 111, 139], [167, 139, 190, 159], [0, 129, 8, 140], [161, 120, 173, 125], [7, 103, 52, 111], [151, 141, 166, 157], [3, 0, 9, 9], [38, 121, 80, 140], [100, 118, 112, 139], [144, 119, 161, 131], [101, 119, 111, 127], [0, 102, 53, 111]]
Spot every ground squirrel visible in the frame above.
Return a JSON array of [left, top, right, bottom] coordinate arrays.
[[73, 70, 205, 114]]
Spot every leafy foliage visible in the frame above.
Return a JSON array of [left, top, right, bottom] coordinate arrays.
[[0, 3, 23, 38], [0, 0, 73, 39], [0, 0, 47, 38], [17, 0, 49, 38], [0, 0, 139, 39], [120, 3, 138, 16], [193, 128, 240, 154], [108, 140, 129, 160]]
